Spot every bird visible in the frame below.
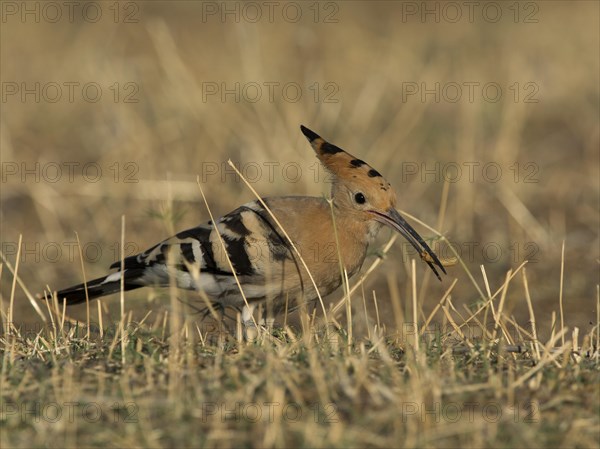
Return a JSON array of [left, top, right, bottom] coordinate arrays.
[[50, 125, 446, 333]]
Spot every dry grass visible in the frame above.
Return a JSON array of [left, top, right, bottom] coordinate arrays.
[[1, 2, 599, 448], [1, 294, 599, 448]]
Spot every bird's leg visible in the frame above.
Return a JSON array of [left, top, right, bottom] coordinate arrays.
[[241, 303, 277, 340], [263, 300, 276, 331], [241, 303, 259, 341], [263, 315, 275, 330]]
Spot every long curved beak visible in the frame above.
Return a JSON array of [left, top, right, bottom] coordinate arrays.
[[370, 208, 446, 281]]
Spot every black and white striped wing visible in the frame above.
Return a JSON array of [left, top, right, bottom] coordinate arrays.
[[115, 201, 294, 300], [54, 201, 295, 306]]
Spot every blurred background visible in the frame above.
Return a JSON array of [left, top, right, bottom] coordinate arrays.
[[1, 1, 598, 339]]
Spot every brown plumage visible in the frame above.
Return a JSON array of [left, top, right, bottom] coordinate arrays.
[[51, 125, 445, 332]]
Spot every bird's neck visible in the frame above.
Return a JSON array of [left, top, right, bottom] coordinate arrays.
[[329, 207, 380, 273], [332, 206, 379, 242]]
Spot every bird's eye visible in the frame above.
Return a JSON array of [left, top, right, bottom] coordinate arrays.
[[354, 192, 366, 204]]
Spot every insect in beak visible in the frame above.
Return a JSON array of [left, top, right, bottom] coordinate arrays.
[[370, 208, 446, 280]]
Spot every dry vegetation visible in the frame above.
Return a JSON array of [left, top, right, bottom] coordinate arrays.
[[1, 2, 599, 448]]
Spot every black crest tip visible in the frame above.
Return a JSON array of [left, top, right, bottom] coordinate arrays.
[[300, 125, 321, 142]]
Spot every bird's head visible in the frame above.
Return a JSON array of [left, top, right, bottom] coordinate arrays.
[[300, 125, 446, 280]]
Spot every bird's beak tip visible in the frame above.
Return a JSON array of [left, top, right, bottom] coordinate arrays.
[[373, 208, 446, 279]]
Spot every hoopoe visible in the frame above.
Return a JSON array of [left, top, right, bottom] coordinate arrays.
[[51, 126, 445, 332]]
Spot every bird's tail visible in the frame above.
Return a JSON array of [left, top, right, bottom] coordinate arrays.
[[49, 269, 144, 305]]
